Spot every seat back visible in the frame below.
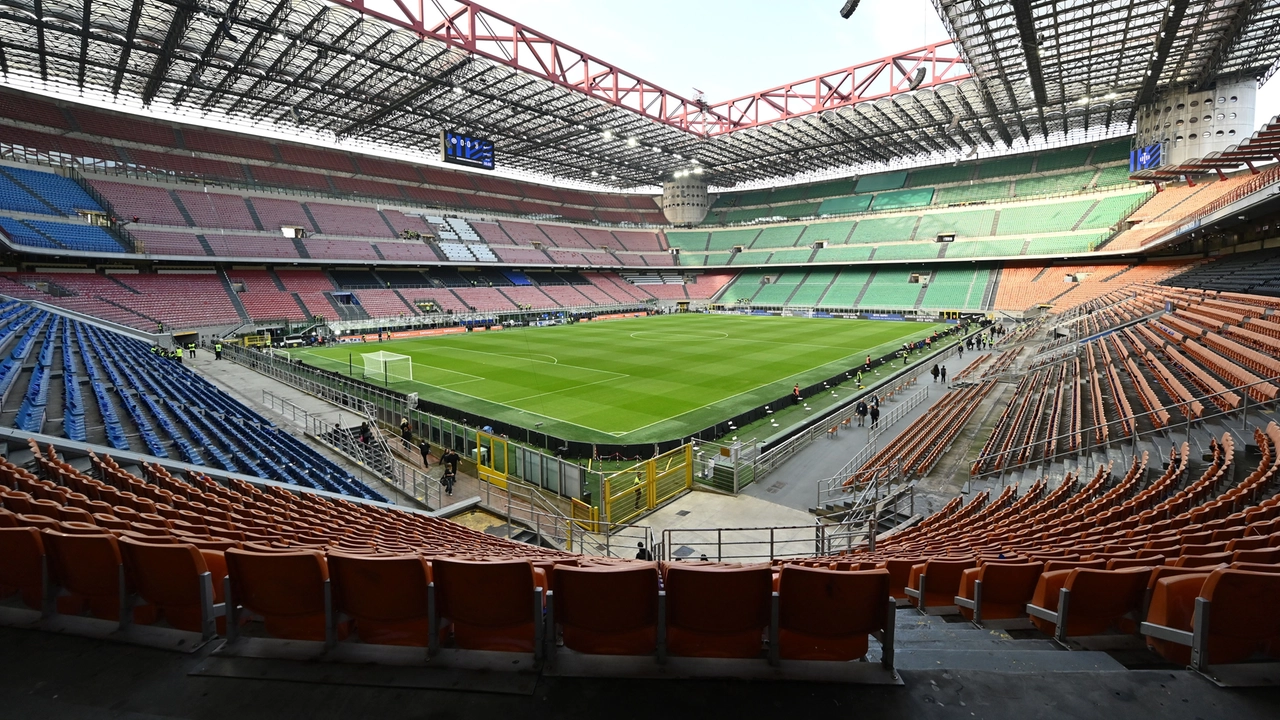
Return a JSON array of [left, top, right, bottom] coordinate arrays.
[[118, 536, 207, 608], [1200, 568, 1280, 664], [920, 557, 976, 603], [777, 567, 889, 661], [225, 548, 329, 641], [1043, 558, 1106, 573], [0, 526, 45, 608], [977, 561, 1045, 620], [40, 530, 127, 620], [328, 552, 432, 647], [432, 558, 538, 652], [1061, 566, 1152, 636], [881, 557, 924, 599], [664, 564, 773, 658], [551, 563, 659, 656]]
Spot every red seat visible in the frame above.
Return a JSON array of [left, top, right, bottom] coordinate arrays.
[[432, 558, 542, 654], [904, 557, 976, 611], [955, 561, 1044, 624], [1143, 567, 1280, 669], [41, 531, 154, 624], [664, 564, 772, 658], [549, 562, 659, 656], [777, 566, 893, 663], [0, 527, 48, 610], [1028, 567, 1153, 640], [225, 548, 340, 642], [328, 552, 433, 647], [118, 536, 226, 638]]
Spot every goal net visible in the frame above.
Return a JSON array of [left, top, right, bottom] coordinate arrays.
[[361, 351, 413, 384]]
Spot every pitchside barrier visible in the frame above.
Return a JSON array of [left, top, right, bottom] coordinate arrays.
[[601, 445, 694, 525]]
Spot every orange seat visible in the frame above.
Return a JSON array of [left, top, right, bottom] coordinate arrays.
[[955, 561, 1044, 624], [904, 557, 975, 611], [41, 531, 154, 624], [0, 526, 48, 610], [225, 548, 340, 643], [328, 552, 433, 647], [118, 536, 226, 638], [549, 563, 659, 656], [777, 566, 893, 664], [432, 558, 543, 654], [880, 557, 924, 601], [664, 564, 772, 658], [1232, 546, 1280, 565], [1028, 567, 1153, 641], [1143, 568, 1280, 669]]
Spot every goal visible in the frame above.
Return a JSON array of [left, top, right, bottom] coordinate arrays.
[[361, 351, 413, 384]]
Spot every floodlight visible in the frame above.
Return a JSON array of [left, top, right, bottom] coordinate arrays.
[[840, 0, 859, 19]]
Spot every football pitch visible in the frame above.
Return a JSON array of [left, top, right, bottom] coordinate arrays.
[[294, 314, 945, 444]]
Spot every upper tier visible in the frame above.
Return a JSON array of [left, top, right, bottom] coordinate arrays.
[[0, 87, 664, 226]]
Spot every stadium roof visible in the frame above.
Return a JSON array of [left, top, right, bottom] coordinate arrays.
[[0, 0, 1278, 189]]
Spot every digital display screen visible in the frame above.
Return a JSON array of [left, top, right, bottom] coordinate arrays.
[[441, 130, 495, 171], [1130, 143, 1161, 172]]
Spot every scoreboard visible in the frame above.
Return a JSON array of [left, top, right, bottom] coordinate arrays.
[[441, 130, 495, 171]]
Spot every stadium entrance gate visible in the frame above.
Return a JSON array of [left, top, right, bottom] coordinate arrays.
[[601, 445, 693, 524]]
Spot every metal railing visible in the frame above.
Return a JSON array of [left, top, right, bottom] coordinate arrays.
[[260, 389, 445, 509], [815, 385, 931, 506], [660, 486, 915, 562]]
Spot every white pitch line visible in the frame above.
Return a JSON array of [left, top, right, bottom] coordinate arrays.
[[504, 373, 628, 404], [436, 345, 629, 380]]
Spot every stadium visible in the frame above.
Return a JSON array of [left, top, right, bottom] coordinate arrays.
[[1, 0, 1280, 716]]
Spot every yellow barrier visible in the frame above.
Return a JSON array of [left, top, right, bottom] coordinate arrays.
[[601, 445, 692, 525], [476, 431, 509, 489]]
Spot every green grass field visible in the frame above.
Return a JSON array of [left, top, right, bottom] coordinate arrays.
[[294, 314, 943, 444]]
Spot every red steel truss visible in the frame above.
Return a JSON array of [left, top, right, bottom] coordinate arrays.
[[327, 0, 968, 136], [703, 40, 972, 133]]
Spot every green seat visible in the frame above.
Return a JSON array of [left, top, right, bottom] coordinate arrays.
[[855, 171, 908, 193]]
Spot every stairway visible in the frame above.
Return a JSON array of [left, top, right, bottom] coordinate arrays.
[[218, 271, 252, 323]]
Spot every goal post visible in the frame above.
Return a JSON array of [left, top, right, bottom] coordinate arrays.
[[361, 351, 413, 384]]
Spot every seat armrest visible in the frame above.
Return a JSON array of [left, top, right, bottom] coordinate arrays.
[[1139, 621, 1194, 646], [1025, 603, 1058, 623]]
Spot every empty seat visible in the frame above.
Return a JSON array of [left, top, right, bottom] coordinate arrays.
[[776, 566, 893, 663], [225, 548, 338, 642], [549, 562, 659, 656], [954, 561, 1044, 624], [1143, 567, 1280, 669], [41, 530, 152, 623], [0, 526, 47, 610], [664, 564, 772, 658], [904, 557, 976, 612], [327, 552, 433, 647], [1027, 566, 1153, 641], [431, 558, 542, 654], [118, 536, 224, 638]]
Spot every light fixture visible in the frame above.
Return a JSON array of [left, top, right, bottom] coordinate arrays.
[[602, 130, 614, 140], [452, 86, 464, 94], [907, 67, 927, 91], [626, 137, 638, 147], [839, 0, 859, 19], [591, 170, 599, 177]]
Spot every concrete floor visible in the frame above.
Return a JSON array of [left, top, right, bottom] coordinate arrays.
[[1, 624, 1276, 720], [741, 344, 993, 514]]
